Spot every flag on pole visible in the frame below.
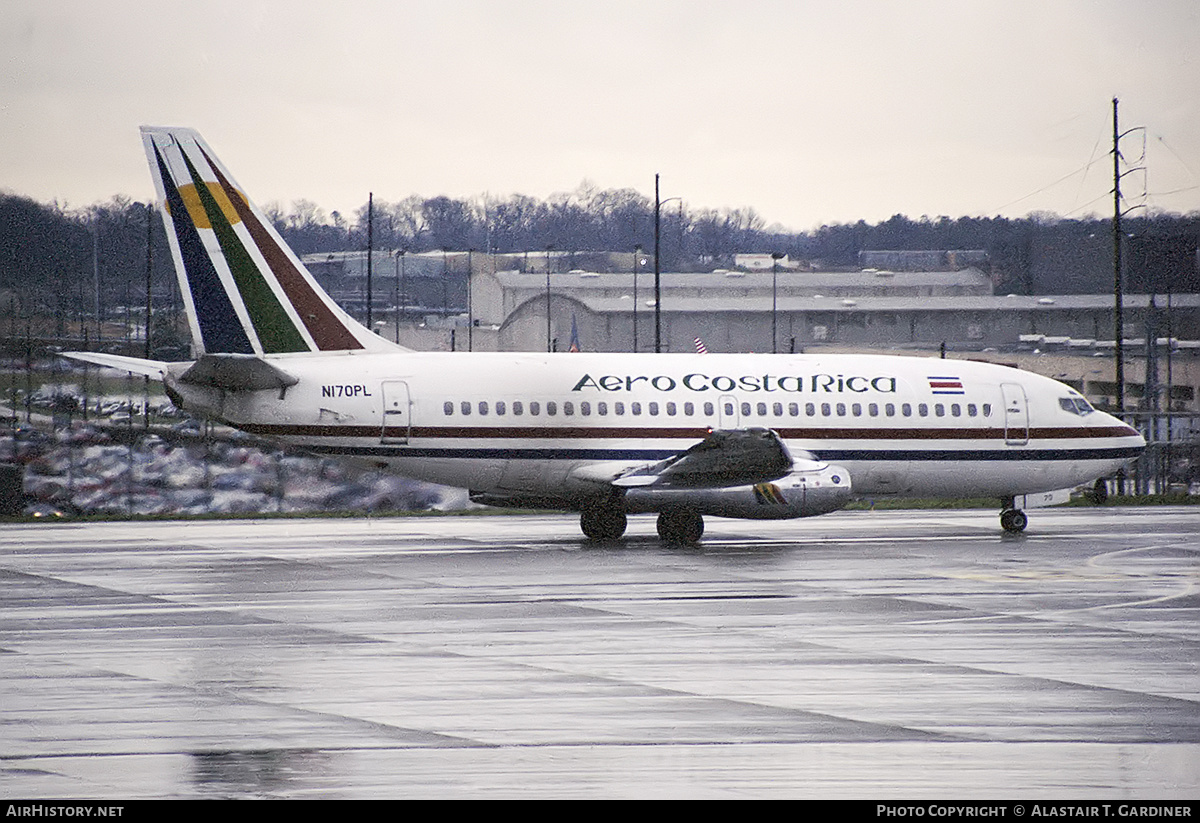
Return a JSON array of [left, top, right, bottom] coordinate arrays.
[[569, 314, 581, 352]]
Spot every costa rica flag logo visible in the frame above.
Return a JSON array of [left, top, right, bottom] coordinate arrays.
[[928, 376, 965, 395]]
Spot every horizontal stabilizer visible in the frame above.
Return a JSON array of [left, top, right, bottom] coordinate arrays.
[[613, 428, 793, 489], [179, 354, 298, 391], [61, 352, 171, 380]]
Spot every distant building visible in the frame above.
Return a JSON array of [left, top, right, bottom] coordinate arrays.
[[858, 249, 990, 272], [734, 254, 803, 271]]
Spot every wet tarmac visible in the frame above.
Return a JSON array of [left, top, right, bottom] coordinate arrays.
[[2, 507, 1198, 798]]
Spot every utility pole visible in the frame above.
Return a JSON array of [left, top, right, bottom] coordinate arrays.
[[654, 174, 661, 353], [366, 192, 374, 331], [1112, 98, 1124, 418]]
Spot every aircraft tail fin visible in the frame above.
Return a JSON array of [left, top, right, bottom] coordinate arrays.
[[141, 126, 396, 358]]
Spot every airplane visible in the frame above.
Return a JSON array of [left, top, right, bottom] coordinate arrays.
[[65, 127, 1145, 541]]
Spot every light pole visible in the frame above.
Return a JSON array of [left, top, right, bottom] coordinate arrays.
[[393, 249, 406, 344], [467, 248, 474, 352], [633, 245, 642, 353], [545, 245, 553, 353], [441, 248, 449, 317], [653, 173, 682, 354], [771, 252, 784, 353]]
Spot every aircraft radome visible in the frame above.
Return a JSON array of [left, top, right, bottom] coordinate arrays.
[[64, 128, 1145, 542]]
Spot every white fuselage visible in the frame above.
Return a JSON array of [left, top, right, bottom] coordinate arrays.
[[167, 351, 1143, 508]]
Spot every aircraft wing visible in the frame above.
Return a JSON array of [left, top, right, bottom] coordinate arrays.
[[572, 428, 794, 490]]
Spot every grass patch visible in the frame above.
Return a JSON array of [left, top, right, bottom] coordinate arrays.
[[848, 494, 1197, 510]]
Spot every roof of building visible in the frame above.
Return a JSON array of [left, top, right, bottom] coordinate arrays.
[[492, 267, 994, 292], [514, 290, 1200, 316]]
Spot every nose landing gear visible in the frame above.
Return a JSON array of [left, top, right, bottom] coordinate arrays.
[[999, 496, 1028, 533]]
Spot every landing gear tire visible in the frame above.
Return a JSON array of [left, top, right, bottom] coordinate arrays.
[[1000, 508, 1028, 533], [656, 510, 704, 544], [580, 507, 627, 541]]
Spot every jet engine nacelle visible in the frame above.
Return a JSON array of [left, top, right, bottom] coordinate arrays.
[[623, 463, 852, 520]]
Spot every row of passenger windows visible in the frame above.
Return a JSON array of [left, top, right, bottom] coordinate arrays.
[[444, 399, 993, 419]]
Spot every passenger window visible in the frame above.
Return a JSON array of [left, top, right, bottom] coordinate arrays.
[[632, 402, 642, 415], [580, 402, 590, 416], [496, 401, 506, 416], [852, 403, 862, 417], [741, 402, 751, 416], [935, 404, 944, 417], [723, 402, 734, 416], [756, 402, 767, 416], [788, 403, 799, 416], [615, 402, 625, 415], [901, 403, 912, 417], [806, 402, 815, 416], [821, 403, 831, 416], [649, 402, 659, 416], [597, 401, 608, 415], [773, 402, 783, 416], [982, 403, 992, 417], [951, 404, 960, 417], [546, 401, 557, 416], [529, 401, 540, 416], [704, 402, 714, 416], [478, 401, 488, 415], [461, 401, 471, 416], [444, 401, 454, 416], [666, 402, 676, 416], [684, 402, 694, 415], [918, 403, 928, 417], [513, 401, 523, 416], [869, 403, 878, 417], [563, 401, 574, 416], [967, 404, 977, 417], [836, 403, 846, 416]]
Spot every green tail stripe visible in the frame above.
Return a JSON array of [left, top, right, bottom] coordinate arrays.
[[180, 152, 309, 353]]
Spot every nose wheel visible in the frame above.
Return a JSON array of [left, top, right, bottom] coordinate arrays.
[[1000, 507, 1028, 533]]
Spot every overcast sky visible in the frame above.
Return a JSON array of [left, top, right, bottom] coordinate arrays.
[[3, 0, 1198, 231]]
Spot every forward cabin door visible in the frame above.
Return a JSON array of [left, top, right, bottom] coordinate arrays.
[[1001, 382, 1029, 446], [718, 394, 740, 429], [381, 380, 412, 444]]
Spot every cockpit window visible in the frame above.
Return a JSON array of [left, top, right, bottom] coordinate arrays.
[[1059, 396, 1094, 416]]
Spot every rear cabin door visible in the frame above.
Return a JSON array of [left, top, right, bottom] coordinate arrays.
[[381, 380, 412, 444], [1001, 382, 1029, 446]]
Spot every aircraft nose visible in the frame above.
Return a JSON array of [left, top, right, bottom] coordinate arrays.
[[1103, 411, 1144, 446]]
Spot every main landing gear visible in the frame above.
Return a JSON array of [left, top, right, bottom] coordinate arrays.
[[999, 496, 1028, 533], [580, 506, 627, 541], [578, 506, 706, 544]]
